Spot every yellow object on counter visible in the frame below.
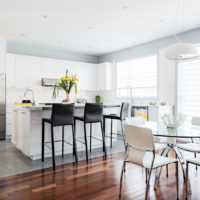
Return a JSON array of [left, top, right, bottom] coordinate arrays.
[[15, 103, 32, 105]]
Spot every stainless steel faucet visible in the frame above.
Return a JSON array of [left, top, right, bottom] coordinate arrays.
[[23, 88, 35, 106]]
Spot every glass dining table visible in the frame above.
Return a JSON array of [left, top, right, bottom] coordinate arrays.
[[125, 117, 200, 193]]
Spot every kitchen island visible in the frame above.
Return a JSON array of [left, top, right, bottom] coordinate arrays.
[[11, 103, 120, 160]]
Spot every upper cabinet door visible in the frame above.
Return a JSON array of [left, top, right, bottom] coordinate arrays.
[[15, 55, 30, 88], [29, 56, 43, 88], [6, 53, 16, 88], [43, 58, 67, 79], [96, 62, 113, 90]]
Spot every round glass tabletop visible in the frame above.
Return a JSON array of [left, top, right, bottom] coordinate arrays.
[[125, 117, 200, 138]]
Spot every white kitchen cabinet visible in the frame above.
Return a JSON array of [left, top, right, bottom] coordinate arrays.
[[15, 54, 30, 88], [29, 56, 43, 88], [6, 53, 16, 88], [96, 62, 112, 90], [43, 58, 67, 79]]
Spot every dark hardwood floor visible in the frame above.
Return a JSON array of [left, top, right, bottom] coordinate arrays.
[[0, 151, 199, 200]]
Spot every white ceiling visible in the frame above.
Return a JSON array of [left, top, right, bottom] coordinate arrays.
[[0, 0, 200, 56]]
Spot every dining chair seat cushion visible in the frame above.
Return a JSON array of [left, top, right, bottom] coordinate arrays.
[[177, 143, 200, 153], [142, 153, 177, 169], [155, 143, 167, 151], [186, 157, 200, 165]]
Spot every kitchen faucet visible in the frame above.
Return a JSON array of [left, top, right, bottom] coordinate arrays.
[[23, 88, 35, 106]]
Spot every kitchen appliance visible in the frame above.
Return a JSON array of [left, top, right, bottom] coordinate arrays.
[[41, 78, 58, 87], [0, 74, 6, 140]]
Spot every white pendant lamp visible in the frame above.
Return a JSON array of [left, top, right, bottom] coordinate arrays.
[[165, 42, 198, 60], [165, 0, 198, 60]]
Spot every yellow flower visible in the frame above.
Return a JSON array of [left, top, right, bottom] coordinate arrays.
[[62, 77, 68, 81], [58, 78, 62, 83], [138, 112, 142, 117], [67, 77, 72, 81], [75, 77, 79, 82], [144, 114, 147, 120]]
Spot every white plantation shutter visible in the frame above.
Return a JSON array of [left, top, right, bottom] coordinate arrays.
[[177, 49, 200, 123], [116, 55, 157, 98]]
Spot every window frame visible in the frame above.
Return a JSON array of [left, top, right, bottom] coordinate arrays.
[[115, 54, 159, 100]]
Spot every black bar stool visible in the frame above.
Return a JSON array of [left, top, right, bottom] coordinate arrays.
[[74, 103, 107, 163], [41, 103, 78, 170], [103, 102, 130, 148]]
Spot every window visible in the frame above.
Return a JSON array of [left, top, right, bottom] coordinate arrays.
[[177, 47, 200, 123], [116, 55, 157, 98]]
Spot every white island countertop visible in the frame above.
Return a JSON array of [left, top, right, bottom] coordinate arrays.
[[19, 103, 120, 111], [11, 103, 120, 160]]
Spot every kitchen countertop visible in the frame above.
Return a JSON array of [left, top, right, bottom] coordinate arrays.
[[15, 103, 121, 111]]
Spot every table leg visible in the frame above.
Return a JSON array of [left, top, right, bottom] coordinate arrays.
[[154, 145, 171, 190], [173, 145, 192, 195]]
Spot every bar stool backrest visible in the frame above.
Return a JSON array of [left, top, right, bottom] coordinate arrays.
[[51, 103, 75, 126], [120, 102, 130, 120], [124, 124, 155, 167], [84, 103, 103, 123]]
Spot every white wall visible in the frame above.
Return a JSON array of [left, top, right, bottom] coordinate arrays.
[[0, 35, 6, 73]]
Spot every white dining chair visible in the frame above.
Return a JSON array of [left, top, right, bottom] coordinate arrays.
[[119, 124, 179, 200], [177, 116, 200, 169], [185, 158, 200, 199]]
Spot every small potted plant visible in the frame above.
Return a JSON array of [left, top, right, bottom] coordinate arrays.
[[52, 70, 79, 102]]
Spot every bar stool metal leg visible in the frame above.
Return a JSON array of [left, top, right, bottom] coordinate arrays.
[[84, 123, 89, 163], [72, 124, 78, 165], [62, 126, 64, 158], [101, 121, 107, 159], [51, 125, 56, 170], [110, 119, 113, 148], [41, 119, 45, 162], [90, 123, 92, 152]]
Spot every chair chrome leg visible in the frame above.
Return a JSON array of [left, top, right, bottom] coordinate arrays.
[[145, 167, 152, 200], [119, 160, 126, 198], [186, 161, 189, 199], [176, 161, 179, 200], [51, 125, 56, 170], [72, 124, 78, 165], [41, 119, 45, 162], [84, 123, 89, 163], [62, 126, 64, 158]]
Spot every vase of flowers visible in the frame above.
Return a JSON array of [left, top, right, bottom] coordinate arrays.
[[52, 70, 79, 102]]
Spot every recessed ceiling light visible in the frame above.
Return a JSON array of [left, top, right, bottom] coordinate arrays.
[[57, 41, 62, 43], [42, 15, 48, 19], [20, 34, 26, 37], [122, 6, 128, 10], [88, 26, 93, 30], [159, 19, 164, 23], [106, 38, 112, 42]]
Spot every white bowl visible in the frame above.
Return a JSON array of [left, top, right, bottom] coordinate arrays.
[[160, 114, 186, 128]]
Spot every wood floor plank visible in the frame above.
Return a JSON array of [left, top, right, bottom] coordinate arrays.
[[32, 184, 57, 193], [0, 151, 199, 199]]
